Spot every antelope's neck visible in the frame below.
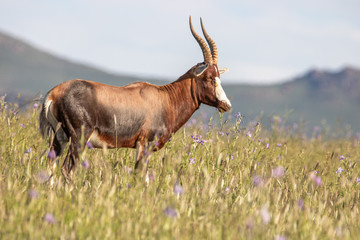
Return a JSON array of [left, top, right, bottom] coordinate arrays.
[[161, 78, 200, 133]]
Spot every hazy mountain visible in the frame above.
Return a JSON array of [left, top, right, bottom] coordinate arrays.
[[1, 30, 360, 132], [224, 67, 360, 132], [0, 31, 162, 96]]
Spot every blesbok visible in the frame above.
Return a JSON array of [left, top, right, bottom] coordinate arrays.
[[40, 17, 231, 180]]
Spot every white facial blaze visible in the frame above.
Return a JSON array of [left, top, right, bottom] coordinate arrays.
[[215, 77, 231, 107]]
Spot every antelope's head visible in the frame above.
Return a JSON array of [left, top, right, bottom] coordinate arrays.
[[189, 17, 231, 113]]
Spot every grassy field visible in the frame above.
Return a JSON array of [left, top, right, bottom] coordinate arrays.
[[0, 97, 360, 240]]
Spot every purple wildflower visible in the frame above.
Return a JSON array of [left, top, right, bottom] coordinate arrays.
[[36, 171, 50, 183], [271, 166, 285, 178], [47, 149, 56, 160], [275, 235, 287, 240], [297, 199, 305, 211], [272, 116, 282, 124], [173, 183, 184, 195], [230, 155, 234, 160], [43, 213, 56, 224], [276, 143, 282, 147], [81, 160, 90, 169], [235, 112, 241, 119], [356, 178, 360, 185], [143, 148, 151, 157], [314, 176, 322, 186], [339, 155, 345, 161], [125, 166, 133, 173], [163, 207, 178, 218], [309, 171, 322, 186], [189, 157, 195, 164], [218, 131, 224, 136], [199, 140, 207, 145], [86, 141, 94, 149], [127, 183, 131, 188], [24, 148, 32, 154], [313, 126, 320, 132], [149, 171, 155, 181], [28, 189, 39, 200], [266, 143, 270, 149], [336, 167, 344, 174], [246, 131, 252, 138], [168, 138, 172, 142], [20, 123, 25, 128], [356, 132, 360, 141], [33, 102, 39, 109], [191, 135, 207, 145], [260, 206, 271, 224], [10, 133, 15, 138], [252, 175, 263, 187], [155, 141, 160, 147]]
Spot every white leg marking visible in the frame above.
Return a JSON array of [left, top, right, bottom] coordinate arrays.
[[88, 129, 109, 148]]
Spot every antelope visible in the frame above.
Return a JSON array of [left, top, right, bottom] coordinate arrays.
[[40, 17, 231, 180]]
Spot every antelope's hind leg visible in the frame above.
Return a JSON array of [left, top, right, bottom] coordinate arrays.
[[60, 126, 94, 182], [61, 138, 80, 182], [45, 122, 69, 186]]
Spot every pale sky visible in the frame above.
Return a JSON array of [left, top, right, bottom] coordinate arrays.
[[0, 0, 359, 84]]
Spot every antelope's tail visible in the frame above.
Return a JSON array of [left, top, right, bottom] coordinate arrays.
[[39, 94, 54, 139]]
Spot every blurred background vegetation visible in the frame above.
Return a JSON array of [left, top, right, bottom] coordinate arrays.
[[1, 31, 360, 133]]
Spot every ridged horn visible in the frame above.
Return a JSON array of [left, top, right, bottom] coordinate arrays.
[[189, 16, 213, 64], [200, 18, 218, 65]]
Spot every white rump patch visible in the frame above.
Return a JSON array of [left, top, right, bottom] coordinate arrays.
[[44, 96, 68, 152], [44, 97, 52, 119], [215, 77, 231, 107]]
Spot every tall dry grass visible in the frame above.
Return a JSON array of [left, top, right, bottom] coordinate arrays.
[[0, 97, 359, 239]]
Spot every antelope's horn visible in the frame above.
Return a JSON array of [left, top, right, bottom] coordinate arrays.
[[200, 18, 218, 65], [189, 16, 213, 64]]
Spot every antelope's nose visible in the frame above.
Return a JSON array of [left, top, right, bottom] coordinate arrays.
[[225, 102, 232, 111], [218, 100, 232, 113], [223, 101, 232, 112]]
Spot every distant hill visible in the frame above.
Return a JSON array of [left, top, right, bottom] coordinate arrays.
[[1, 30, 360, 132], [0, 31, 162, 96], [224, 67, 360, 132]]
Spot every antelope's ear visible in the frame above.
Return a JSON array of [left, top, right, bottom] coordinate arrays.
[[194, 63, 209, 76], [219, 67, 229, 74]]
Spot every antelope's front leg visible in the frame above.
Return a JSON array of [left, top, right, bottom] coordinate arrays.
[[134, 141, 148, 174]]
